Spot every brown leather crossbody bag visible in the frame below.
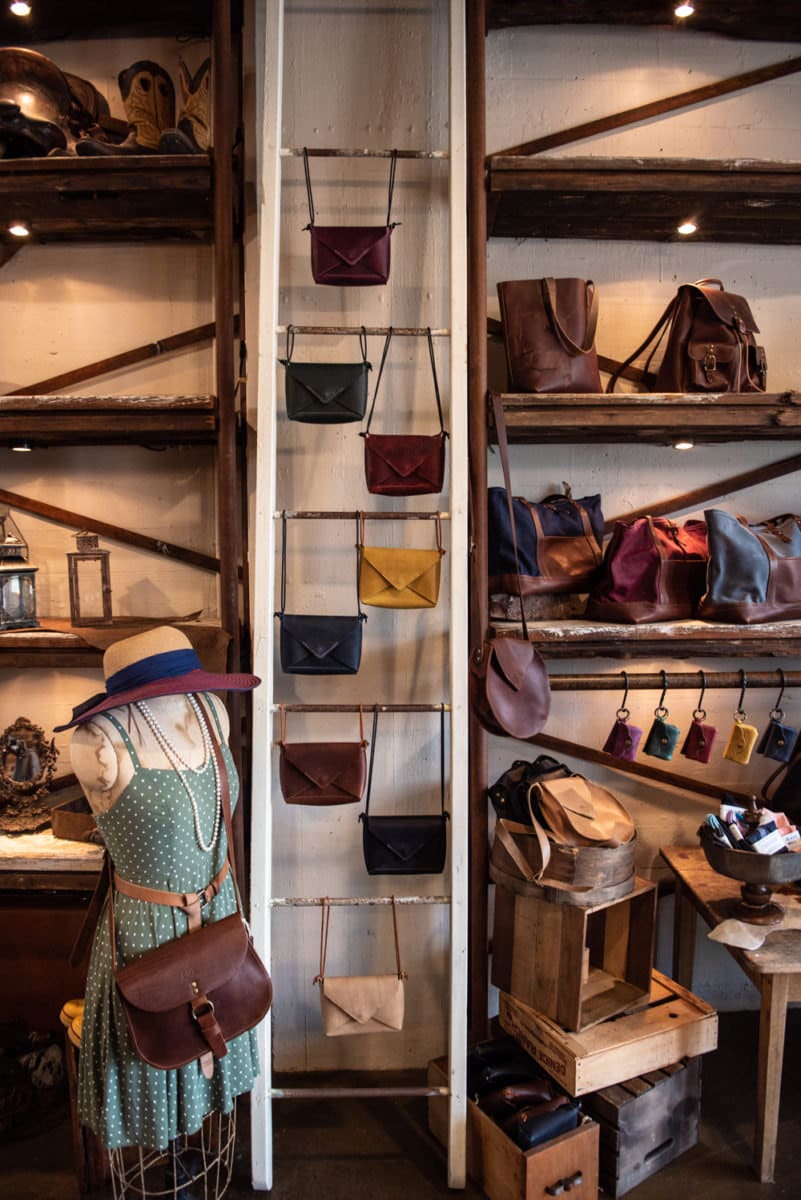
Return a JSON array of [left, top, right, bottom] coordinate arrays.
[[278, 705, 370, 805], [113, 712, 272, 1075]]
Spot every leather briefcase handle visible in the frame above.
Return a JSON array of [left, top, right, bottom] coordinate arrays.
[[540, 277, 599, 357]]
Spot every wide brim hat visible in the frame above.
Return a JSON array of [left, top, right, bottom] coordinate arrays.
[[54, 626, 260, 732]]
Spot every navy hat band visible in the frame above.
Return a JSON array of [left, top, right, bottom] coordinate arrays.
[[105, 648, 202, 695]]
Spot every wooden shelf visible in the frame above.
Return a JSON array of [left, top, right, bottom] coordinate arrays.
[[490, 391, 801, 444], [0, 395, 216, 446], [0, 0, 239, 40], [486, 1, 801, 43], [490, 618, 801, 659], [0, 157, 214, 244], [486, 157, 801, 244], [0, 620, 227, 669]]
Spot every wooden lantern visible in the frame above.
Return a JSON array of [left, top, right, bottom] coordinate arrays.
[[67, 531, 112, 627], [0, 506, 39, 631]]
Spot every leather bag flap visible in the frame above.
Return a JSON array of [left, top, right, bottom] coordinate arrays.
[[695, 285, 760, 334], [361, 546, 442, 593], [320, 974, 404, 1031], [280, 742, 364, 794], [115, 913, 249, 1013], [365, 435, 442, 480], [285, 362, 368, 410], [363, 815, 445, 864], [490, 637, 535, 693], [687, 341, 738, 363], [312, 225, 391, 268]]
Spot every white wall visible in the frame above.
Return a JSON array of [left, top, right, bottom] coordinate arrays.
[[0, 34, 216, 762], [485, 25, 801, 1010]]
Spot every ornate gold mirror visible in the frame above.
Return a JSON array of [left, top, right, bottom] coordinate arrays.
[[0, 716, 58, 807]]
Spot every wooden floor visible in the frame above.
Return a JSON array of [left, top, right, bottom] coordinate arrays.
[[3, 1011, 801, 1199]]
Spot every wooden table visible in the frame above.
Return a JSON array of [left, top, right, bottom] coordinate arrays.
[[661, 845, 801, 1183]]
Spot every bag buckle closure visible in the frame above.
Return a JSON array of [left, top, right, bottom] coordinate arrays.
[[190, 982, 215, 1022], [703, 344, 718, 380]]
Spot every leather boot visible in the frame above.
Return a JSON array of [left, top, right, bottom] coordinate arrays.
[[76, 60, 174, 156], [160, 58, 211, 155]]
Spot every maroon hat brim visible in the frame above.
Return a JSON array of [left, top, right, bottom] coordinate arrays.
[[53, 668, 260, 732]]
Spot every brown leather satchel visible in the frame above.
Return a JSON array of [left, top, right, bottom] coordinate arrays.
[[470, 395, 551, 740], [113, 715, 272, 1073], [278, 706, 370, 806], [608, 278, 767, 394], [361, 328, 447, 497], [497, 278, 602, 393]]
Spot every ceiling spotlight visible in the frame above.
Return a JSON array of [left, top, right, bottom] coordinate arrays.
[[11, 441, 32, 452], [9, 1, 32, 15], [675, 3, 695, 16], [677, 220, 697, 236], [8, 222, 30, 238], [674, 439, 695, 451]]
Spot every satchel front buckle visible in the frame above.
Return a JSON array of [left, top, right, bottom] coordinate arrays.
[[703, 344, 717, 381]]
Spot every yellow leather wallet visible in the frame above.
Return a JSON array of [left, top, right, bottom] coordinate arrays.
[[722, 719, 759, 765], [358, 513, 445, 609]]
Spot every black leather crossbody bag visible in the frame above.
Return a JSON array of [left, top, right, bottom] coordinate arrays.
[[276, 513, 366, 675], [360, 708, 448, 875], [280, 326, 371, 424]]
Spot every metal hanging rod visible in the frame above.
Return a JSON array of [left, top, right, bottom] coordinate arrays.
[[275, 510, 450, 520], [281, 147, 448, 159], [276, 325, 450, 336], [272, 704, 450, 714], [269, 896, 451, 906], [549, 669, 801, 691], [271, 1086, 449, 1100]]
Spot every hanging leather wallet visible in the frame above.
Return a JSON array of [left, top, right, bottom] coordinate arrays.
[[681, 716, 717, 764], [278, 614, 365, 676], [723, 720, 759, 765], [758, 717, 798, 763], [643, 716, 681, 760], [602, 717, 642, 761]]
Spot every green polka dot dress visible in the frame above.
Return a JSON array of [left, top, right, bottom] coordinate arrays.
[[77, 697, 259, 1151]]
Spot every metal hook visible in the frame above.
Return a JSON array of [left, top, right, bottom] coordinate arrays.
[[655, 669, 669, 719], [771, 667, 787, 721], [734, 668, 748, 722], [615, 670, 631, 720], [693, 668, 707, 721]]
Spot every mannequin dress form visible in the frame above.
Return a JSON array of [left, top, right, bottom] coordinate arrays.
[[71, 690, 257, 1199]]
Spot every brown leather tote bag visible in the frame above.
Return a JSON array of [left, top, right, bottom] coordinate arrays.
[[497, 278, 602, 393]]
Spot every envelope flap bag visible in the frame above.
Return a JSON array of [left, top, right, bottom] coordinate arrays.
[[362, 328, 448, 496], [277, 514, 365, 674], [278, 707, 367, 804], [358, 514, 445, 608], [304, 148, 398, 286], [315, 895, 406, 1035], [281, 326, 370, 423]]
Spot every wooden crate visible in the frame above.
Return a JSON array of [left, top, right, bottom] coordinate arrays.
[[428, 1058, 599, 1200], [582, 1058, 701, 1197], [492, 877, 657, 1032], [499, 970, 718, 1097]]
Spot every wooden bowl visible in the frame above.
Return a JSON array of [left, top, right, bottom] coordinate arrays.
[[699, 825, 801, 924]]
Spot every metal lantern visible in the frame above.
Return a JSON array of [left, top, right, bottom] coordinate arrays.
[[67, 531, 112, 627], [0, 506, 39, 631]]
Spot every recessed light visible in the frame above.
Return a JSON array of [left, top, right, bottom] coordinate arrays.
[[675, 3, 695, 17], [9, 1, 32, 15], [677, 220, 697, 236], [8, 222, 30, 238], [11, 441, 32, 452], [674, 439, 695, 451]]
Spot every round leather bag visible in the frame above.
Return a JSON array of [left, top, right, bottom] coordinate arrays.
[[470, 635, 551, 741]]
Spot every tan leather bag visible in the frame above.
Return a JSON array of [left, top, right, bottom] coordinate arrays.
[[314, 898, 406, 1036], [531, 775, 635, 848], [358, 513, 444, 609]]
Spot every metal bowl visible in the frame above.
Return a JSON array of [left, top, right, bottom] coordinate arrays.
[[699, 825, 801, 885]]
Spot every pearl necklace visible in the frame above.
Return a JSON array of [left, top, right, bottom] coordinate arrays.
[[135, 694, 222, 853]]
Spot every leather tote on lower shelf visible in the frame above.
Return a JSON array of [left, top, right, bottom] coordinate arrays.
[[361, 328, 448, 496], [314, 897, 406, 1036], [608, 277, 767, 394], [276, 513, 366, 675], [278, 706, 370, 806], [497, 277, 602, 393], [359, 708, 449, 875], [585, 515, 708, 624], [303, 147, 399, 287], [698, 508, 801, 624], [280, 325, 371, 423]]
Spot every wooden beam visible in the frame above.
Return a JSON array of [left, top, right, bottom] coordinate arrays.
[[0, 488, 219, 573], [493, 55, 801, 158]]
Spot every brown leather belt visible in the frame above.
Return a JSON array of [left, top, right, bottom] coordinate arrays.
[[114, 860, 230, 933]]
